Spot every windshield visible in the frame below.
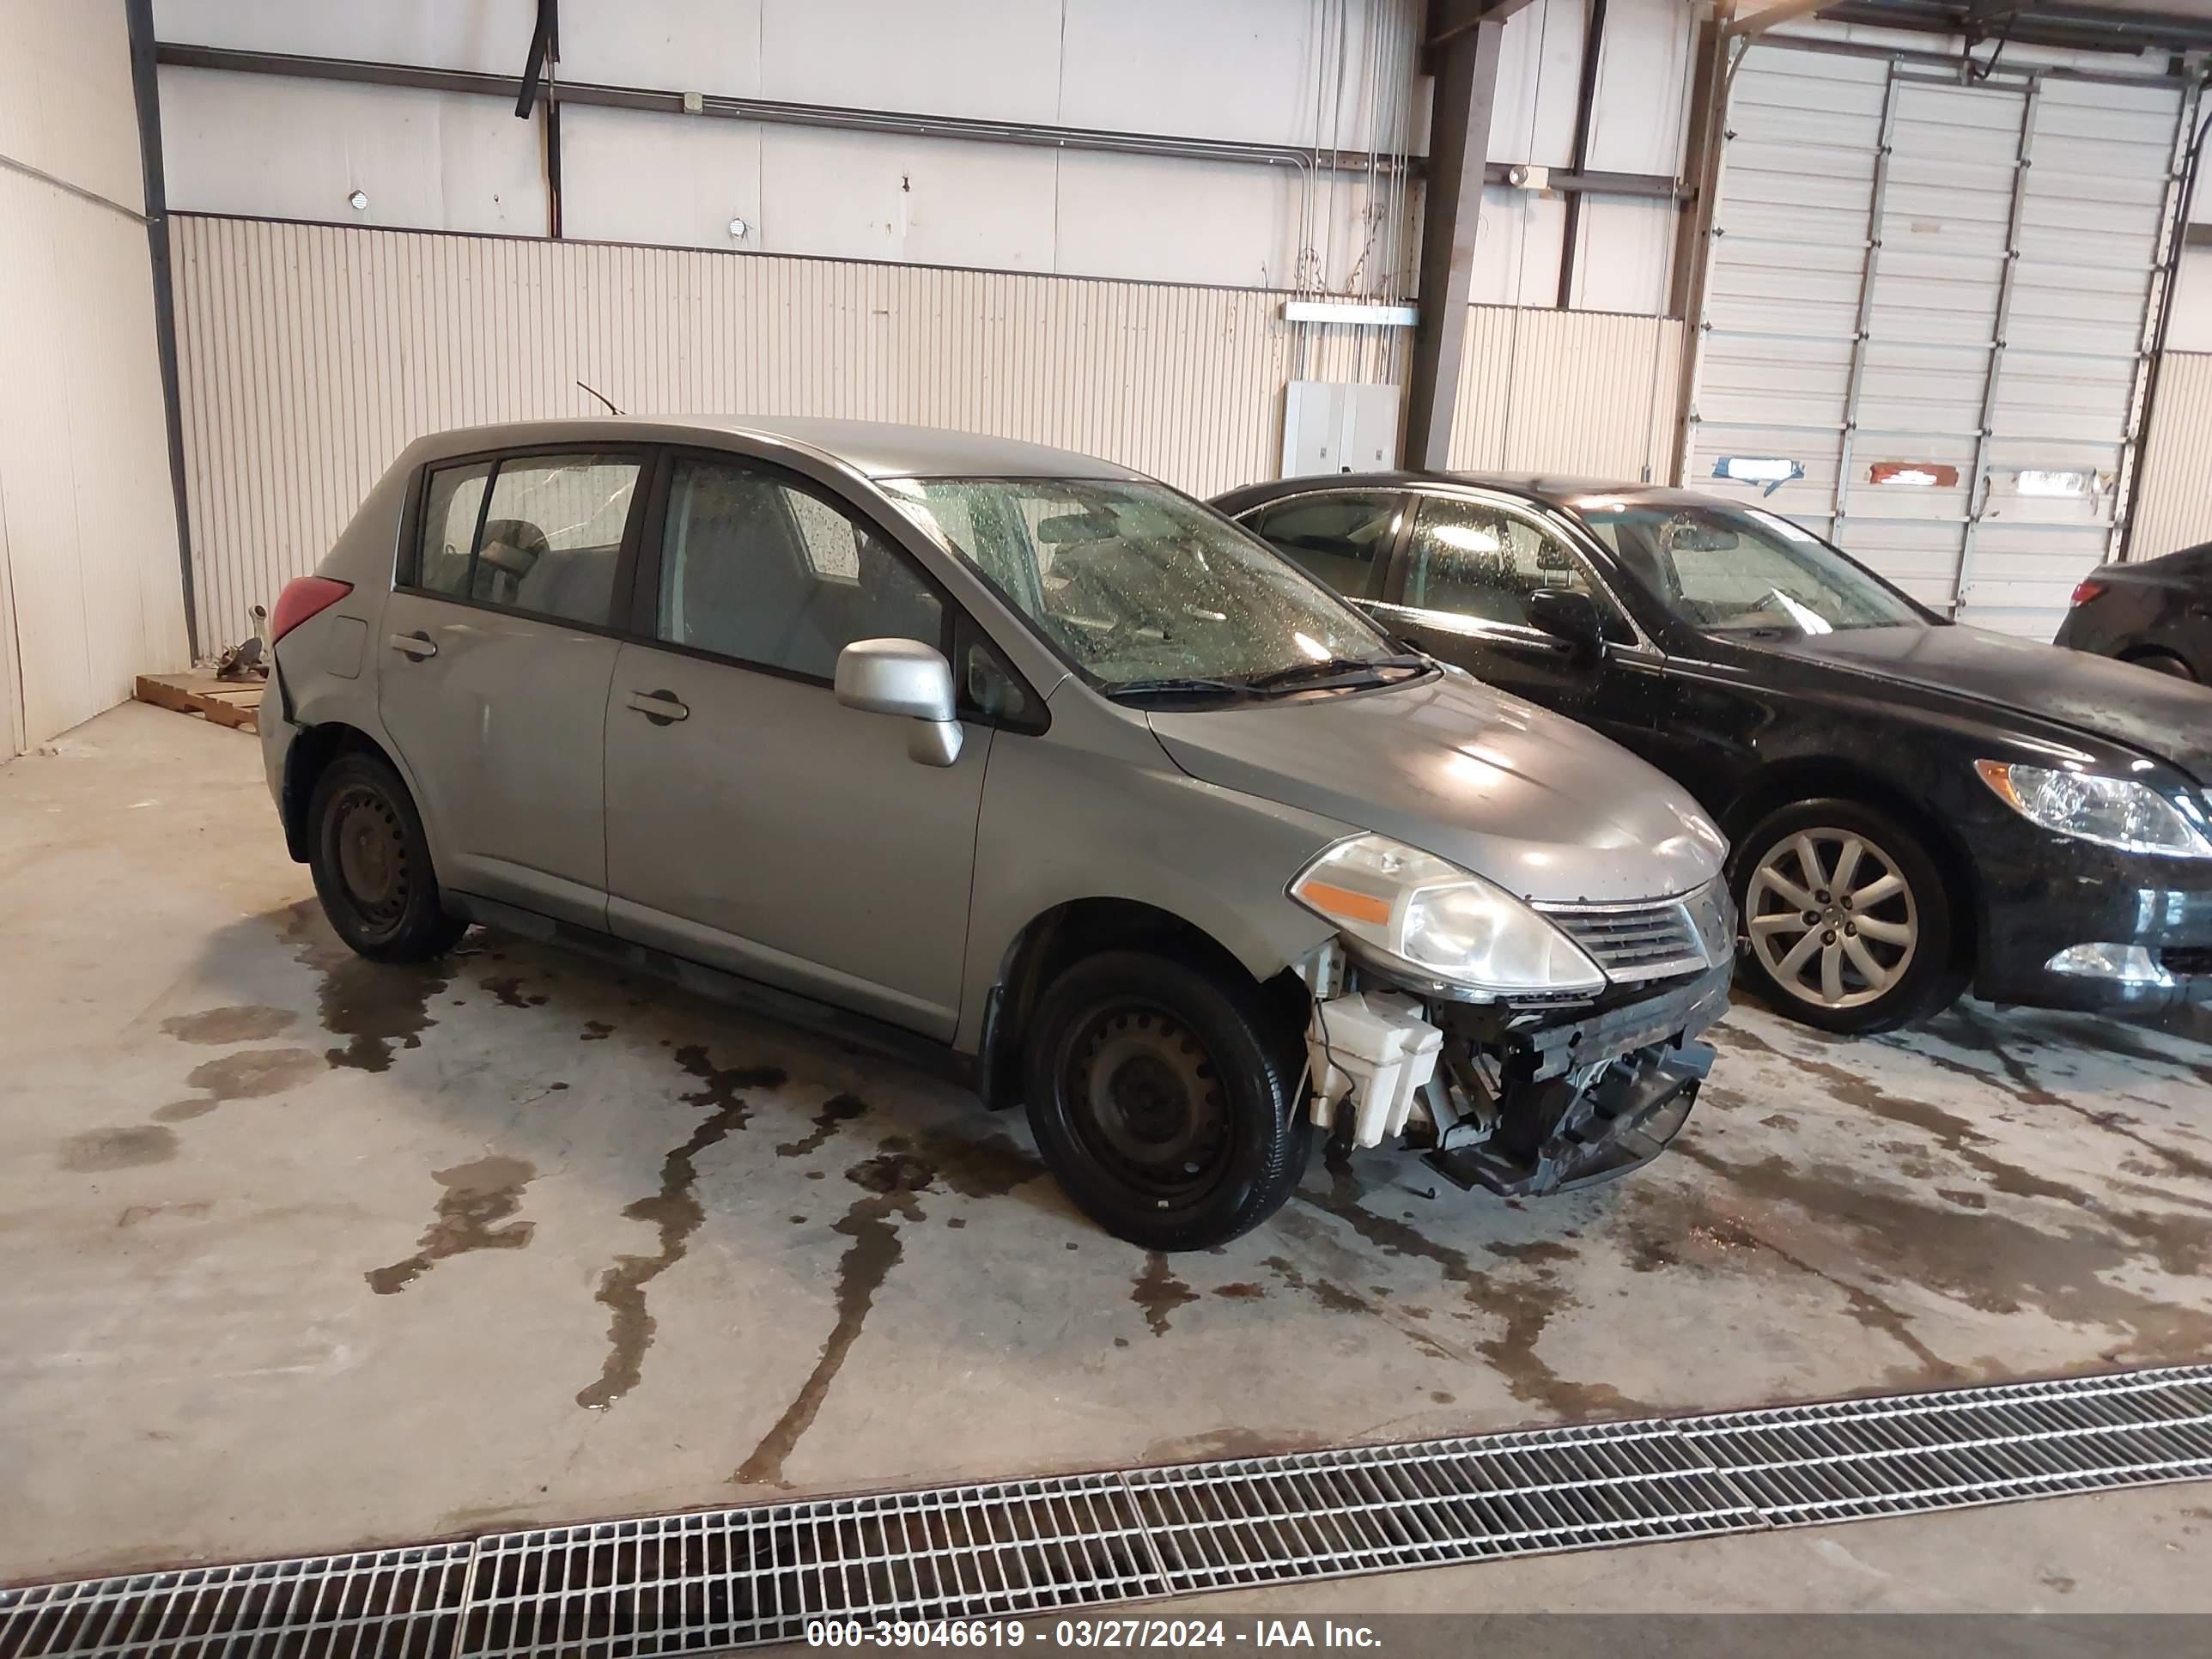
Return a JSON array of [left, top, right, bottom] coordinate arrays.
[[1577, 500, 1928, 635], [882, 477, 1419, 699]]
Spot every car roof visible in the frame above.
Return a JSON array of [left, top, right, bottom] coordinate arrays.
[[1221, 470, 1733, 513], [411, 414, 1148, 482]]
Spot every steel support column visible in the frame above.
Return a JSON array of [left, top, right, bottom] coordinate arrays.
[[1404, 14, 1507, 471]]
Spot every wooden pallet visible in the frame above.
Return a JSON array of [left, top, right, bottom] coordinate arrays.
[[134, 671, 264, 733]]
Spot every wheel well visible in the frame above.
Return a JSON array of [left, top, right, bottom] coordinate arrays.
[[2118, 645, 2198, 678], [279, 722, 394, 862], [977, 898, 1310, 1110], [1722, 760, 1980, 974]]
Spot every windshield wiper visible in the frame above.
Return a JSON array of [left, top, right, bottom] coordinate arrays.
[[1103, 676, 1255, 703], [1240, 653, 1428, 693]]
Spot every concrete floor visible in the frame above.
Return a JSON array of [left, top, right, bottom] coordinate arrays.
[[5, 702, 2212, 1601]]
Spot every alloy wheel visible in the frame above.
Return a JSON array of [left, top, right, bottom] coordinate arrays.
[[1746, 826, 1918, 1010]]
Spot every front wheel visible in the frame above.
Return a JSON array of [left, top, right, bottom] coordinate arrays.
[[1731, 798, 1965, 1036], [1024, 950, 1308, 1251]]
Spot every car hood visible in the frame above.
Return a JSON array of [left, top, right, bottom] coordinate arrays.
[[1753, 624, 2212, 784], [1146, 671, 1726, 904]]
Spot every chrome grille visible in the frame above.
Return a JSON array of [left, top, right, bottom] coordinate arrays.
[[1538, 880, 1730, 984], [7, 1365, 2209, 1656]]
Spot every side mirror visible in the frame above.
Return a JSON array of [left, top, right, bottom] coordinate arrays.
[[834, 638, 964, 766], [1526, 588, 1606, 663]]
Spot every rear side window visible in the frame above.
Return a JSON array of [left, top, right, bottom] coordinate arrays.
[[418, 463, 490, 596], [1404, 497, 1602, 629], [656, 457, 942, 680], [1246, 492, 1401, 599], [412, 452, 641, 627]]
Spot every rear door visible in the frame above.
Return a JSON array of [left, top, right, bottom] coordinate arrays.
[[1238, 489, 1408, 602], [601, 450, 990, 1039], [377, 447, 648, 927]]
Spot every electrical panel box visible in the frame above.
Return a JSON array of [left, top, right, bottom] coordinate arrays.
[[1281, 380, 1401, 479]]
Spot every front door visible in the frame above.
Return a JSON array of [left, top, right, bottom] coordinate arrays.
[[1373, 490, 1675, 766], [602, 452, 989, 1040], [376, 448, 647, 927]]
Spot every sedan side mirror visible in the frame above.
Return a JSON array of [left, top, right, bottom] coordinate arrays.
[[1526, 588, 1606, 664], [835, 638, 964, 766]]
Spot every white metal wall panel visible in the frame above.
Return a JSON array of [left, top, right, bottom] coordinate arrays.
[[172, 216, 1674, 648], [1689, 40, 2186, 638], [1450, 305, 1683, 481], [2132, 351, 2212, 559]]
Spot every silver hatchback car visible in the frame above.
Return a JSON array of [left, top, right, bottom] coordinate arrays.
[[263, 417, 1734, 1249]]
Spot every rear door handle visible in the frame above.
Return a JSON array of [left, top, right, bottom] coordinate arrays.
[[627, 689, 690, 726], [388, 631, 437, 660]]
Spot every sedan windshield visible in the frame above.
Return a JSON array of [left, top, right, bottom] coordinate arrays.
[[1576, 500, 1929, 635], [882, 477, 1419, 698]]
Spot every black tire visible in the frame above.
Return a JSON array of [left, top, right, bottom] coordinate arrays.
[[1024, 950, 1309, 1251], [2126, 650, 2198, 683], [307, 750, 467, 962], [1730, 796, 1966, 1036]]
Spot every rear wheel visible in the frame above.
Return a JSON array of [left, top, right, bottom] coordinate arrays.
[[307, 750, 466, 962], [1024, 950, 1307, 1251], [1732, 798, 1964, 1035]]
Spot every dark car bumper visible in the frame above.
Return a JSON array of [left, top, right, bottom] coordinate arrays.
[[1972, 820, 2212, 1014]]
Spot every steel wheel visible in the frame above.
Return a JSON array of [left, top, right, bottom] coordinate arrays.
[[1745, 826, 1918, 1011], [328, 783, 412, 930], [1060, 1003, 1232, 1206], [306, 750, 466, 962]]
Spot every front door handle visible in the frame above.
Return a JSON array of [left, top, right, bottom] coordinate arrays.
[[627, 689, 690, 726], [388, 631, 437, 660]]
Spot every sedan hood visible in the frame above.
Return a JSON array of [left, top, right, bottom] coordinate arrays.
[[1757, 625, 2212, 784], [1146, 671, 1725, 904]]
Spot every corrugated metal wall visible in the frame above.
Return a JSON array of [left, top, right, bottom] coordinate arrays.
[[171, 215, 1682, 647], [2131, 350, 2212, 558], [0, 3, 191, 754], [1686, 40, 2186, 639], [1451, 306, 1682, 481]]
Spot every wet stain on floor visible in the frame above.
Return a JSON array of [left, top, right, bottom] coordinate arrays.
[[776, 1093, 869, 1158], [1143, 1425, 1328, 1463], [575, 1047, 787, 1411], [1132, 1252, 1200, 1336], [159, 1005, 296, 1044], [1296, 1150, 1643, 1417], [153, 1048, 324, 1122], [286, 902, 451, 1072], [732, 1146, 932, 1487], [59, 1125, 179, 1172], [365, 1154, 538, 1295], [482, 976, 531, 1010]]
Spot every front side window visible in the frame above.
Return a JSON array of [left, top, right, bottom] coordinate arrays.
[[1246, 492, 1401, 599], [656, 458, 941, 679], [1403, 497, 1602, 629], [1576, 500, 1926, 635], [413, 452, 639, 627], [883, 477, 1414, 700]]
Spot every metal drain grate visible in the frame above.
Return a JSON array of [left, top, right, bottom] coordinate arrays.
[[461, 1474, 1162, 1656], [0, 1542, 471, 1658], [1128, 1419, 1761, 1594], [1677, 1364, 2212, 1525], [8, 1364, 2212, 1657]]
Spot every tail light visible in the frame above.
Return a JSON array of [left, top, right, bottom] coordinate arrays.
[[269, 576, 354, 643], [2069, 578, 2107, 607]]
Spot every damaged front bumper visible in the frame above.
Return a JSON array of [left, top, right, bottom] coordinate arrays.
[[1304, 954, 1731, 1200]]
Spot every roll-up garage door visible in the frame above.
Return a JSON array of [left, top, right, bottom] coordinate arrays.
[[1686, 40, 2192, 637]]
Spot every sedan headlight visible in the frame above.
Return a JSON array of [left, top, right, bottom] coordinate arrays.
[[1289, 834, 1607, 996], [1974, 761, 2212, 859]]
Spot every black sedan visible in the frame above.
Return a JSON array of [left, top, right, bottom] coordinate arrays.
[[2055, 542, 2211, 683], [1211, 471, 2212, 1034]]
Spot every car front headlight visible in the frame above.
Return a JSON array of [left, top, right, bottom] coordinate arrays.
[[1289, 833, 1607, 996], [1974, 761, 2212, 858]]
